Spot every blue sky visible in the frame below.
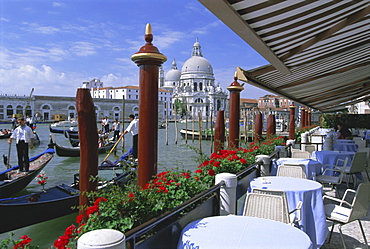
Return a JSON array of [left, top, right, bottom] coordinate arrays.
[[0, 0, 270, 99]]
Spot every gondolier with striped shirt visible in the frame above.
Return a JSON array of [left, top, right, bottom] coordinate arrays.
[[8, 117, 35, 172], [122, 114, 139, 159]]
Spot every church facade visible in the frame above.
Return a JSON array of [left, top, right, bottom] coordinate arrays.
[[162, 39, 228, 119]]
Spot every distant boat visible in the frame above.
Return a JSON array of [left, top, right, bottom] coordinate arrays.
[[179, 129, 214, 140], [50, 120, 78, 128], [0, 167, 135, 234], [0, 147, 54, 198], [158, 123, 166, 129], [50, 125, 78, 134]]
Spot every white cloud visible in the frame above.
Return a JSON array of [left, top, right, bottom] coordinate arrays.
[[69, 42, 98, 56], [22, 22, 61, 35], [52, 2, 65, 7], [0, 17, 9, 22], [0, 65, 82, 96]]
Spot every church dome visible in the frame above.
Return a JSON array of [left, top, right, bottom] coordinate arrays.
[[181, 56, 213, 74], [181, 39, 213, 75], [165, 59, 181, 82]]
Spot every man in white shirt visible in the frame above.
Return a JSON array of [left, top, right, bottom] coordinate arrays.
[[8, 117, 35, 172], [122, 114, 139, 159], [112, 118, 121, 141]]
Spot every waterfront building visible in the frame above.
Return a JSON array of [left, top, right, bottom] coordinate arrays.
[[88, 81, 172, 119], [163, 39, 228, 119], [0, 94, 143, 123]]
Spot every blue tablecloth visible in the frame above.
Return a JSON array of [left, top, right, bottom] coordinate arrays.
[[335, 139, 355, 143], [311, 151, 355, 168], [249, 177, 328, 248], [271, 158, 323, 177], [177, 215, 313, 249], [333, 142, 358, 152]]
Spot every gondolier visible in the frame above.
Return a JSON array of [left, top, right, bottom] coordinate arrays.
[[8, 117, 35, 172], [122, 114, 139, 159]]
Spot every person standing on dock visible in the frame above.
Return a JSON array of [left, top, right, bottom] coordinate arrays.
[[122, 114, 139, 159], [8, 117, 35, 172]]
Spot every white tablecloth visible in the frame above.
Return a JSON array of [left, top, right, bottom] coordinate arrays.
[[177, 215, 313, 249], [271, 158, 323, 177], [249, 177, 328, 248], [333, 142, 358, 152]]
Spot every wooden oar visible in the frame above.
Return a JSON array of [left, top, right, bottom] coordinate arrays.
[[6, 142, 11, 169], [102, 134, 124, 162]]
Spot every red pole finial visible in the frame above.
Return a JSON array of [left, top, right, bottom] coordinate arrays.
[[131, 24, 167, 188]]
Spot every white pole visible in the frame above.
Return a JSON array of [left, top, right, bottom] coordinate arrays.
[[77, 229, 126, 249], [215, 173, 237, 215]]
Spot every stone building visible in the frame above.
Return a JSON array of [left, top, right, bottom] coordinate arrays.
[[162, 39, 228, 119], [0, 94, 147, 123]]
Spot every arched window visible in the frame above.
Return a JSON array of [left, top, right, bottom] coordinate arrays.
[[199, 82, 203, 91], [6, 105, 13, 116], [194, 82, 197, 92]]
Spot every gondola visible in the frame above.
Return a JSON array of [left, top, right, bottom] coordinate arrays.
[[0, 147, 54, 198], [64, 130, 79, 139], [52, 139, 116, 157], [179, 129, 214, 140], [0, 133, 12, 139], [0, 167, 135, 233], [49, 125, 79, 135]]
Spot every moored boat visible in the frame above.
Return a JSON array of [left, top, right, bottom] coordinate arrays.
[[179, 129, 214, 140], [0, 168, 135, 233], [53, 140, 115, 157], [0, 147, 55, 198]]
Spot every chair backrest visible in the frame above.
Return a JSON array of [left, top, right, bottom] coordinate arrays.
[[357, 148, 370, 168], [304, 145, 316, 155], [347, 152, 367, 173], [243, 192, 290, 224], [277, 164, 307, 179], [291, 151, 311, 159], [348, 182, 370, 222]]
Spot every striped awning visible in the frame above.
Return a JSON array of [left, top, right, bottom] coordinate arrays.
[[199, 0, 370, 112]]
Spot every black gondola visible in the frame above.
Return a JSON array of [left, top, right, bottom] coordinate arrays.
[[0, 168, 135, 233], [0, 147, 54, 198], [53, 140, 115, 157]]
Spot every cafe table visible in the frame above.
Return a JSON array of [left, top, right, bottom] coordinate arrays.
[[248, 177, 328, 248], [271, 158, 323, 177], [311, 151, 355, 172], [177, 215, 313, 249], [332, 142, 358, 152], [335, 139, 355, 143]]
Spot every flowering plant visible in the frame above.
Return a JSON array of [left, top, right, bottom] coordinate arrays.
[[52, 137, 286, 246], [0, 233, 38, 249], [36, 171, 48, 191]]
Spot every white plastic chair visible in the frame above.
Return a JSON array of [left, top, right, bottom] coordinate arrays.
[[343, 152, 367, 188], [291, 151, 311, 159], [323, 182, 370, 249], [277, 164, 307, 179], [243, 190, 302, 226], [356, 147, 370, 181], [316, 157, 349, 195], [304, 145, 316, 155]]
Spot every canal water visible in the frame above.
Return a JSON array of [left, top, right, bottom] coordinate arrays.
[[0, 122, 214, 247]]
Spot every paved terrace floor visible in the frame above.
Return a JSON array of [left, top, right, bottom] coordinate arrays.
[[321, 173, 370, 249]]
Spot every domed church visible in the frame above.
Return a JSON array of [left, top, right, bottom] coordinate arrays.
[[162, 38, 228, 119]]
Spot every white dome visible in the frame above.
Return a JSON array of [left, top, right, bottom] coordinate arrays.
[[181, 56, 213, 74], [165, 68, 181, 82]]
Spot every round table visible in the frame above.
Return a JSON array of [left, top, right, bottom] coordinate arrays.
[[333, 142, 358, 152], [271, 158, 323, 177], [177, 215, 313, 249], [249, 177, 328, 248], [311, 151, 355, 168]]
